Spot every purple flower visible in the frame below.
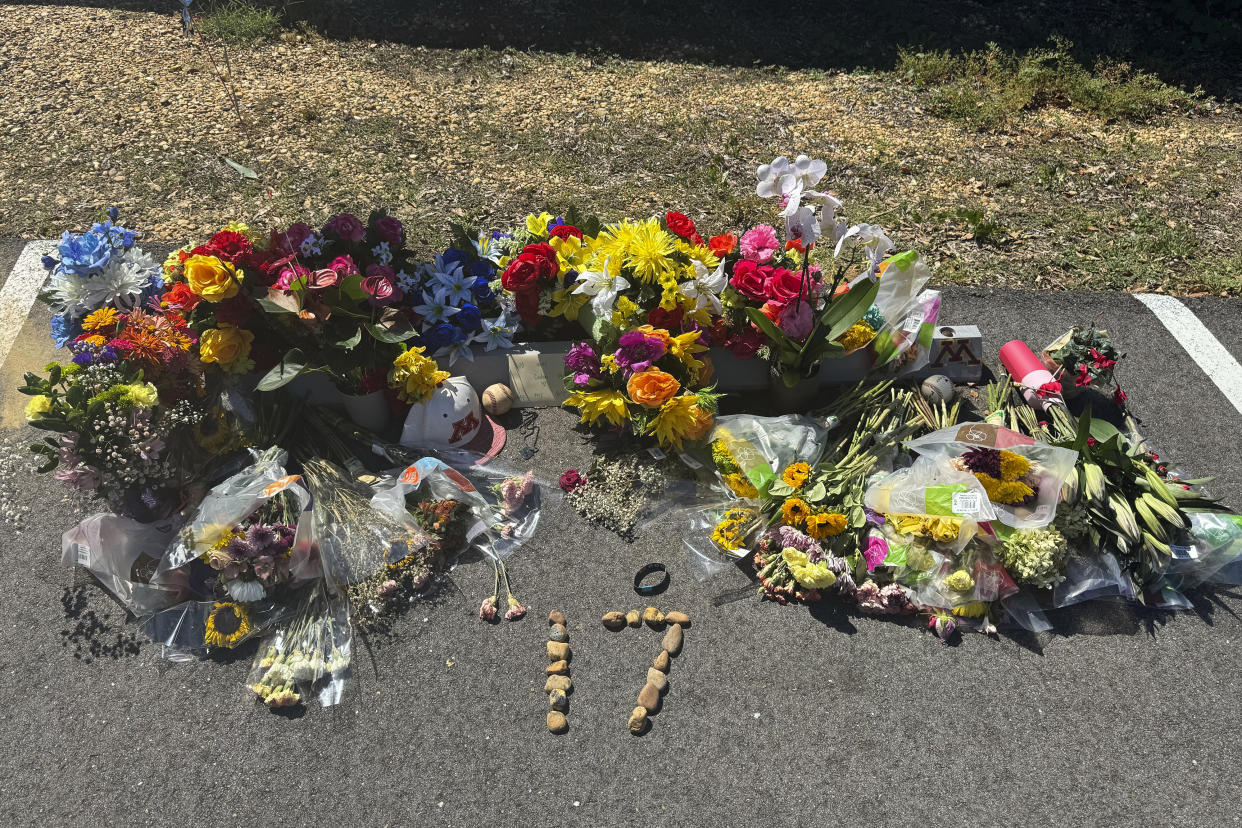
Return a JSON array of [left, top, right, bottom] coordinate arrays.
[[246, 524, 278, 549], [324, 213, 366, 243], [613, 331, 666, 376], [71, 352, 93, 366], [564, 342, 599, 373], [225, 536, 257, 559], [284, 222, 314, 251], [769, 525, 822, 557], [864, 535, 889, 572], [252, 556, 275, 581], [373, 215, 404, 246]]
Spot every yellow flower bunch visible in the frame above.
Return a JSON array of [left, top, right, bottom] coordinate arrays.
[[711, 437, 740, 474], [944, 569, 975, 592], [673, 239, 719, 270], [596, 218, 676, 285], [711, 508, 757, 552], [781, 462, 811, 488], [889, 513, 962, 542], [565, 388, 629, 427], [389, 345, 450, 404], [647, 394, 711, 450], [780, 547, 837, 589], [82, 307, 119, 332], [975, 473, 1035, 505], [781, 498, 811, 527], [837, 320, 876, 352], [805, 512, 847, 540], [999, 450, 1031, 480], [723, 472, 758, 499]]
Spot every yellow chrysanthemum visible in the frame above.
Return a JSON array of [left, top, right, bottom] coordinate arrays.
[[723, 472, 758, 499], [837, 320, 876, 352], [780, 547, 837, 589], [526, 212, 554, 237], [998, 450, 1031, 481], [647, 394, 699, 450], [565, 389, 629, 428], [595, 220, 638, 260], [388, 346, 450, 404], [625, 218, 677, 284], [673, 239, 719, 270], [781, 498, 811, 527], [126, 382, 159, 409], [82, 307, 120, 332], [944, 569, 975, 592], [782, 462, 811, 489], [204, 602, 252, 648]]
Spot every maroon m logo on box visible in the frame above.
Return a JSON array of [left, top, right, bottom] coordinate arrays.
[[932, 339, 982, 367]]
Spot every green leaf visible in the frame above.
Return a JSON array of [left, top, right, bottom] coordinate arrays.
[[222, 157, 259, 179], [823, 278, 881, 341], [334, 328, 363, 350], [768, 480, 795, 498], [256, 349, 306, 391], [803, 480, 826, 502], [339, 274, 368, 302], [257, 297, 297, 314], [365, 320, 420, 344], [48, 364, 62, 386], [744, 307, 794, 356], [28, 417, 73, 433], [1088, 418, 1122, 443]]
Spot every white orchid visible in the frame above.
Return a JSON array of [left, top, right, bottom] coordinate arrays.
[[757, 154, 828, 214], [476, 316, 515, 352], [300, 232, 324, 257], [784, 205, 822, 248], [682, 260, 727, 315], [412, 289, 462, 328], [834, 223, 895, 279], [572, 257, 629, 317]]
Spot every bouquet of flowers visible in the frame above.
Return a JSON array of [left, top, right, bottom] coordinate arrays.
[[41, 208, 165, 347], [563, 325, 719, 449], [496, 210, 601, 336], [1044, 325, 1126, 403]]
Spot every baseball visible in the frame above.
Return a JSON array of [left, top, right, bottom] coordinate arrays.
[[920, 374, 955, 405], [481, 383, 515, 416]]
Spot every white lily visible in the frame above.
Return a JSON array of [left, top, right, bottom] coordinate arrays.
[[432, 267, 476, 307], [476, 316, 515, 351], [436, 340, 476, 366], [412, 289, 462, 329], [572, 257, 629, 317], [683, 260, 728, 315]]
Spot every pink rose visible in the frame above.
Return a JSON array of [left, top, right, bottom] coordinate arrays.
[[325, 212, 365, 243], [730, 260, 767, 302], [328, 254, 359, 278], [777, 300, 813, 340], [373, 215, 404, 246], [765, 267, 807, 305], [740, 224, 778, 263]]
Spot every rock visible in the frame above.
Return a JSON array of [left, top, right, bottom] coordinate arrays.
[[602, 611, 627, 630], [545, 675, 572, 694], [628, 706, 649, 735], [626, 609, 641, 628], [547, 641, 571, 662], [642, 607, 665, 629], [662, 623, 683, 656], [547, 711, 568, 734], [637, 682, 662, 712], [548, 610, 566, 626], [548, 623, 568, 642], [546, 660, 570, 675], [646, 668, 668, 691], [652, 651, 670, 673], [549, 689, 568, 711], [664, 611, 691, 626]]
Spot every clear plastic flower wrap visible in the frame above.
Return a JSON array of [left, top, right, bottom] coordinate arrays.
[[681, 500, 765, 581], [248, 581, 352, 709], [61, 513, 189, 616], [864, 455, 999, 530], [904, 423, 1078, 529], [706, 414, 829, 498], [1166, 512, 1242, 588], [143, 598, 287, 660]]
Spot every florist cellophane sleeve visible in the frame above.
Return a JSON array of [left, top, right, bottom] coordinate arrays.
[[61, 513, 188, 616]]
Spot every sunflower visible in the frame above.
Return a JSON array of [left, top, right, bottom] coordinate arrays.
[[204, 601, 252, 648], [625, 218, 677, 284], [805, 512, 847, 540], [781, 498, 811, 527], [781, 462, 811, 489]]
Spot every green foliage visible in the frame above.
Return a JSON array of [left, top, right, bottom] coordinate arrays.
[[897, 38, 1203, 129], [198, 1, 283, 43]]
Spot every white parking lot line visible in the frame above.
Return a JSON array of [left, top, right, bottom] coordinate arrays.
[[0, 241, 55, 371], [1134, 292, 1242, 418]]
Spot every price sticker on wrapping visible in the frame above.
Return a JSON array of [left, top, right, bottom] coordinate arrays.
[[903, 310, 925, 335], [678, 452, 703, 470], [951, 491, 983, 517], [73, 543, 90, 567]]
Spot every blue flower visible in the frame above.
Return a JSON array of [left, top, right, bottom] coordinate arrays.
[[99, 346, 119, 362], [456, 303, 482, 331], [422, 322, 456, 350], [491, 231, 512, 241], [49, 314, 79, 348], [471, 277, 494, 303], [468, 260, 493, 280], [90, 220, 136, 249], [107, 206, 119, 222], [548, 217, 565, 230], [71, 351, 94, 366], [40, 255, 57, 271], [448, 325, 468, 345], [442, 248, 468, 270], [57, 230, 112, 276]]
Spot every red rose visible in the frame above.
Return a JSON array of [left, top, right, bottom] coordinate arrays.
[[162, 283, 201, 312], [647, 306, 684, 330], [666, 212, 698, 240], [502, 243, 559, 293], [549, 224, 583, 241], [523, 242, 559, 280], [208, 230, 253, 265], [765, 267, 807, 306], [372, 216, 404, 246], [215, 296, 252, 327], [708, 234, 737, 256], [729, 260, 767, 302]]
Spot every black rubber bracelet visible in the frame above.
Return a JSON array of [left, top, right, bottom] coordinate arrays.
[[634, 562, 670, 596]]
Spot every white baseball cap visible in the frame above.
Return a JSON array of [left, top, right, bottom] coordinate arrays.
[[399, 376, 506, 464]]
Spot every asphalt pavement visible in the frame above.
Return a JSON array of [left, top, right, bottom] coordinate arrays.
[[1, 241, 1240, 827]]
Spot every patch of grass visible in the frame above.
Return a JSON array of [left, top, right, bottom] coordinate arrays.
[[1054, 209, 1201, 291], [198, 1, 283, 44], [898, 37, 1204, 129], [953, 207, 1009, 247]]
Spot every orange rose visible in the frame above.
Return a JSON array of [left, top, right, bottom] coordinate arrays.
[[627, 368, 680, 408], [684, 403, 714, 441], [696, 355, 714, 386]]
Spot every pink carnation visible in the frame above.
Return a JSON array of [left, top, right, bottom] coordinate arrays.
[[739, 225, 779, 263]]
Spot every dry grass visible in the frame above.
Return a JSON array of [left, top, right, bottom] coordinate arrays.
[[0, 5, 1238, 295]]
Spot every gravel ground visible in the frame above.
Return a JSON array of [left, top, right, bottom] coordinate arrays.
[[1, 287, 1241, 826]]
